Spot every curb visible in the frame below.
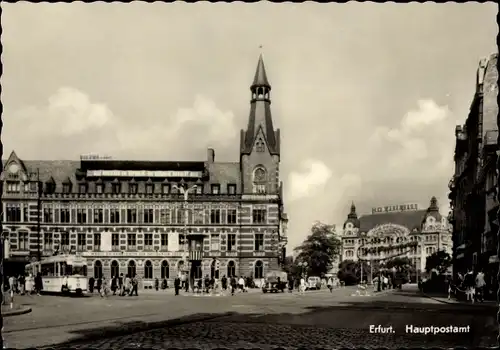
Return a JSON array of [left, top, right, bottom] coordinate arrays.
[[2, 306, 32, 317], [42, 311, 236, 348], [420, 292, 498, 311]]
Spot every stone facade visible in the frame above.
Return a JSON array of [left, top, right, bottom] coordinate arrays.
[[2, 55, 288, 285]]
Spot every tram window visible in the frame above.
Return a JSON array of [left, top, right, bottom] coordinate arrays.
[[41, 263, 56, 276], [71, 265, 87, 276]]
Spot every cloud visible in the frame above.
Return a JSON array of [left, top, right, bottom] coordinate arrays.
[[288, 160, 332, 201], [367, 99, 454, 180], [4, 88, 237, 160]]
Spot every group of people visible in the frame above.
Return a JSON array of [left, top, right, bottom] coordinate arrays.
[[449, 269, 487, 303], [172, 274, 251, 296], [4, 273, 44, 296], [88, 274, 139, 297]]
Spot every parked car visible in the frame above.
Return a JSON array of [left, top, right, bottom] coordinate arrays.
[[306, 276, 321, 290], [262, 271, 288, 293]]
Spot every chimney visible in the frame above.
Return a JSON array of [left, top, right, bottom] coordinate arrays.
[[207, 148, 215, 163]]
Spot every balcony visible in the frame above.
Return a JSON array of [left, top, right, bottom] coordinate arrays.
[[111, 246, 120, 252], [93, 245, 101, 252], [159, 246, 169, 252], [143, 245, 154, 252]]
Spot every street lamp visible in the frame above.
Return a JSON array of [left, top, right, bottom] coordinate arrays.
[[172, 184, 197, 291], [298, 261, 308, 278]]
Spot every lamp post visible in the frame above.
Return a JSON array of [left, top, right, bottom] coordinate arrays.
[[172, 184, 197, 291], [298, 261, 308, 278]]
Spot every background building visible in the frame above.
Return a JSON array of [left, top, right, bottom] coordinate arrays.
[[340, 198, 452, 277], [1, 55, 288, 287], [449, 53, 498, 282]]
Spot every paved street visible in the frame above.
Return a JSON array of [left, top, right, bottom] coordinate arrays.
[[4, 285, 497, 349]]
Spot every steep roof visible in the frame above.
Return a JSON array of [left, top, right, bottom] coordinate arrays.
[[242, 103, 278, 155], [251, 54, 271, 89], [358, 210, 428, 233]]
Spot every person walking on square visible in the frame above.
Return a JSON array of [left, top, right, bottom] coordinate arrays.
[[100, 276, 109, 298], [221, 275, 227, 291], [475, 270, 486, 302], [230, 276, 237, 296], [464, 269, 475, 303], [111, 276, 118, 295], [299, 276, 306, 295], [96, 277, 102, 294], [89, 277, 95, 294], [34, 272, 43, 296], [155, 277, 159, 291], [118, 273, 124, 295], [18, 275, 25, 295], [174, 276, 181, 296], [130, 275, 139, 296]]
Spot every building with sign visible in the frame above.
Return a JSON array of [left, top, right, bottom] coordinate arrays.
[[340, 197, 452, 278], [449, 53, 498, 284], [1, 54, 289, 287]]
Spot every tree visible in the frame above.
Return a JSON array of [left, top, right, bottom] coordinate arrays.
[[294, 222, 342, 277], [425, 250, 452, 275], [282, 256, 300, 279]]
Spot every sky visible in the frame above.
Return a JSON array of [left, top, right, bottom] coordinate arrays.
[[2, 3, 498, 250]]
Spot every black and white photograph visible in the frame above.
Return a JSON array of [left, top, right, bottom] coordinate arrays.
[[0, 2, 498, 349]]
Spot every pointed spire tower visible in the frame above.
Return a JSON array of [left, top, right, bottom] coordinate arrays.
[[240, 53, 281, 195], [240, 54, 280, 156]]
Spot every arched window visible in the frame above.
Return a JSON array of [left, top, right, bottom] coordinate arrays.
[[227, 261, 236, 278], [144, 260, 153, 279], [94, 260, 103, 279], [128, 260, 136, 278], [211, 260, 220, 279], [252, 167, 267, 194], [161, 260, 170, 279], [110, 260, 119, 278], [256, 139, 265, 153], [254, 260, 264, 279]]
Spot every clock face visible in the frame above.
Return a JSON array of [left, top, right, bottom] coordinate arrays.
[[254, 168, 266, 181], [8, 163, 19, 174]]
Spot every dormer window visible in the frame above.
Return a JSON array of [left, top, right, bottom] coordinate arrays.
[[211, 184, 220, 195], [129, 183, 138, 194], [256, 139, 265, 153], [79, 184, 87, 194], [112, 183, 121, 194], [162, 184, 170, 194], [195, 185, 203, 195], [62, 183, 72, 194], [45, 181, 56, 194], [146, 184, 154, 194], [96, 184, 103, 194]]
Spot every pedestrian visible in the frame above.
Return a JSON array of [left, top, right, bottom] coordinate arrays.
[[204, 275, 210, 294], [327, 277, 333, 293], [89, 277, 95, 293], [96, 277, 102, 294], [111, 276, 118, 295], [174, 276, 181, 296], [288, 275, 294, 293], [238, 276, 245, 293], [181, 273, 186, 290], [221, 275, 227, 291], [118, 273, 124, 294], [464, 269, 475, 303], [18, 274, 25, 295], [34, 272, 43, 296], [475, 270, 486, 302], [130, 275, 139, 296], [299, 276, 306, 295], [230, 276, 237, 296], [184, 277, 189, 293], [155, 278, 159, 291], [62, 275, 69, 293], [101, 276, 109, 298], [122, 274, 131, 296]]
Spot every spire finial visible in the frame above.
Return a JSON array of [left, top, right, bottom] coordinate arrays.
[[251, 53, 271, 89]]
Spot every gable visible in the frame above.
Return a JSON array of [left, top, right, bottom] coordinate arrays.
[[252, 126, 270, 153]]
